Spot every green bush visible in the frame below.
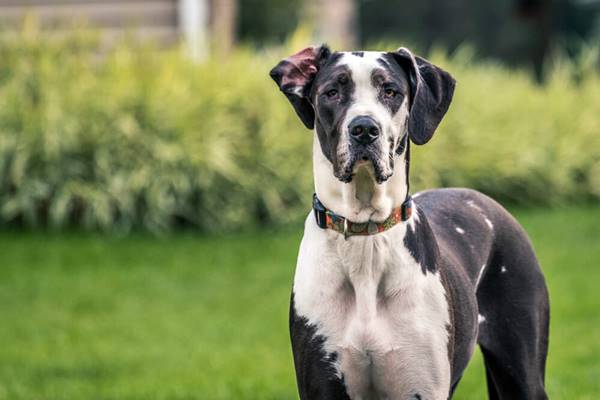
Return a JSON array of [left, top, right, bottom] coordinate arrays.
[[0, 27, 598, 232]]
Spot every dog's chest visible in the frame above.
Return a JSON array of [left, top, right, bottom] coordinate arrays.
[[293, 216, 451, 399]]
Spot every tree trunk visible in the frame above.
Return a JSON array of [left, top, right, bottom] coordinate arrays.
[[211, 0, 238, 56], [304, 0, 358, 49], [178, 0, 210, 60]]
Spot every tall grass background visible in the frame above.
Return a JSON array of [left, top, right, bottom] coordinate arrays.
[[0, 25, 598, 232]]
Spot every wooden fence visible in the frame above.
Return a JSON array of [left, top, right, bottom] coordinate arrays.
[[0, 0, 209, 53]]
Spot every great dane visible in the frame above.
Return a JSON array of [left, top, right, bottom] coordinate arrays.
[[269, 45, 549, 400]]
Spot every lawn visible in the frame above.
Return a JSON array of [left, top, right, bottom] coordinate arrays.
[[0, 206, 598, 399]]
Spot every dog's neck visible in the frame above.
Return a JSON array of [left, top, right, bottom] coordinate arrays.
[[313, 134, 409, 223]]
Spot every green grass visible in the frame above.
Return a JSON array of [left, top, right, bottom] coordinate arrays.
[[0, 206, 598, 399]]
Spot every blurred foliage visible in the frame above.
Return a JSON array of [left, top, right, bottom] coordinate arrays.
[[238, 0, 303, 44], [238, 0, 600, 77], [412, 46, 600, 206], [358, 0, 600, 61], [0, 26, 598, 232]]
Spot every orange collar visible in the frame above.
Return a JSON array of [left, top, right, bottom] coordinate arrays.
[[313, 194, 413, 238]]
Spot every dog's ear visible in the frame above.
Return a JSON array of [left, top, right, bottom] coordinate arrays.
[[390, 48, 456, 145], [269, 45, 331, 129]]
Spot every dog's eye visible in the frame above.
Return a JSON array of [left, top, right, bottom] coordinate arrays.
[[384, 88, 397, 98], [326, 89, 339, 99]]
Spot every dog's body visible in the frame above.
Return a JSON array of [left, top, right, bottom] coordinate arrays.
[[271, 48, 549, 399]]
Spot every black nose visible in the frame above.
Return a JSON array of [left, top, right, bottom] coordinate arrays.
[[348, 116, 380, 145]]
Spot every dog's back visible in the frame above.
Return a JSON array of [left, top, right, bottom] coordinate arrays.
[[416, 188, 550, 398]]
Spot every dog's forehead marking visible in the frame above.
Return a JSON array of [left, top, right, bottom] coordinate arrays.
[[335, 52, 385, 101], [336, 51, 385, 75]]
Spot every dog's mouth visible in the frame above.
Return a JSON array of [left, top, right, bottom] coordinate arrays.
[[335, 150, 393, 184]]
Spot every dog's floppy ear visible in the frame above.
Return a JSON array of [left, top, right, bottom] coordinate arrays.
[[269, 45, 330, 129], [390, 48, 456, 145]]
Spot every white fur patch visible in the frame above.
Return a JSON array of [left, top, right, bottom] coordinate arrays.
[[408, 204, 420, 231], [501, 266, 507, 273], [294, 216, 451, 399], [313, 51, 411, 223], [302, 51, 450, 398], [476, 264, 486, 288], [336, 53, 387, 174], [478, 314, 486, 324], [467, 200, 494, 230], [314, 135, 409, 223], [484, 217, 493, 229], [331, 52, 410, 195], [455, 227, 465, 234]]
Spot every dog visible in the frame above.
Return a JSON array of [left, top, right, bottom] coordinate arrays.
[[270, 46, 549, 400]]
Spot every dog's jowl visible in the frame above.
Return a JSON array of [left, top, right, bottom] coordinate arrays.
[[270, 46, 549, 400]]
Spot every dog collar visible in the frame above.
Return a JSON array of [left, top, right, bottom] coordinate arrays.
[[312, 194, 413, 238]]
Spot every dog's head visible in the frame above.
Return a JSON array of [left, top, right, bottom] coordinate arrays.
[[270, 46, 455, 183]]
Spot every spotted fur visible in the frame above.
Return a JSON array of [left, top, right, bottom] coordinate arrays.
[[270, 46, 549, 400]]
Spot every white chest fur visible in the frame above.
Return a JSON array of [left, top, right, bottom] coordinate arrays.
[[293, 212, 451, 400]]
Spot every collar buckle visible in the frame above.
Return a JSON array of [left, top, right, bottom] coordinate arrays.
[[312, 193, 327, 229], [343, 218, 349, 240]]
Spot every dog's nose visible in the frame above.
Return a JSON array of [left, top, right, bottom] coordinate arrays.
[[348, 116, 380, 145]]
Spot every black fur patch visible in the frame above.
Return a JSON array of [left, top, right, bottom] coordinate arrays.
[[415, 188, 549, 397], [290, 294, 351, 399], [375, 55, 411, 115], [351, 51, 364, 57], [388, 49, 456, 145], [269, 45, 333, 129], [310, 53, 357, 180], [403, 211, 438, 274]]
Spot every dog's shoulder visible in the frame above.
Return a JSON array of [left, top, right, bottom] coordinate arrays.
[[414, 188, 514, 235], [414, 187, 496, 212], [414, 187, 527, 240]]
